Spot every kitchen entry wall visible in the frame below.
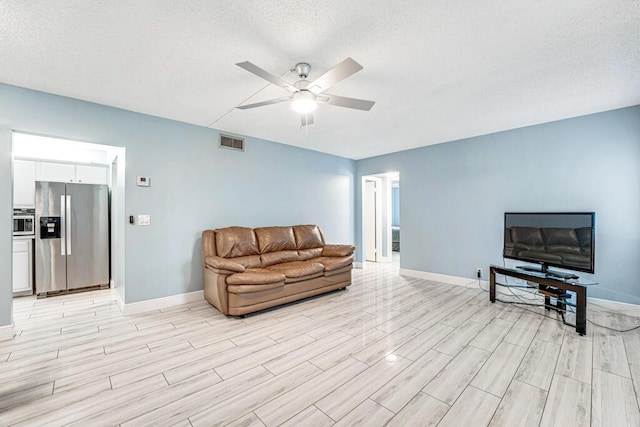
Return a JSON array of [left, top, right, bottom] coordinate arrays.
[[0, 83, 356, 321], [0, 127, 13, 333]]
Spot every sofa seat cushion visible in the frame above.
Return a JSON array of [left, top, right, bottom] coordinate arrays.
[[546, 245, 581, 255], [323, 264, 353, 277], [559, 253, 591, 269], [315, 256, 353, 272], [228, 255, 262, 269], [261, 250, 299, 267], [267, 261, 324, 283], [518, 251, 562, 263], [227, 268, 285, 287]]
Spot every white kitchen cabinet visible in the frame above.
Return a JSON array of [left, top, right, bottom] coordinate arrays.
[[13, 239, 33, 294], [36, 162, 76, 183], [13, 160, 36, 207], [75, 165, 109, 185], [35, 161, 108, 185]]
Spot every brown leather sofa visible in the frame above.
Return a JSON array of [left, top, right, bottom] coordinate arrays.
[[201, 225, 355, 316]]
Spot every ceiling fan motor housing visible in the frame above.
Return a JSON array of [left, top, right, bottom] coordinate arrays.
[[294, 63, 311, 79]]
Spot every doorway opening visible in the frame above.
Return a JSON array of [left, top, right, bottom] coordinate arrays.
[[362, 172, 400, 267], [10, 132, 126, 310]]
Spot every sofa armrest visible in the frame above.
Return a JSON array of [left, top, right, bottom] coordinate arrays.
[[322, 244, 355, 257], [204, 256, 245, 273]]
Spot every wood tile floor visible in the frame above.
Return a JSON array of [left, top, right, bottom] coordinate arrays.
[[2, 262, 640, 426]]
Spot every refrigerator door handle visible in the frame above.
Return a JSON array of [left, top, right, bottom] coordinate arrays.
[[60, 195, 66, 256], [66, 195, 72, 255]]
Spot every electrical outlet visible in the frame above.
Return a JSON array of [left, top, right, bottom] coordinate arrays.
[[476, 267, 482, 278]]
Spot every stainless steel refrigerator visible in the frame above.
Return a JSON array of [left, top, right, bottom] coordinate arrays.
[[35, 181, 109, 296]]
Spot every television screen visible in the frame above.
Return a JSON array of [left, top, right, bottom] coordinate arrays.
[[504, 212, 595, 274]]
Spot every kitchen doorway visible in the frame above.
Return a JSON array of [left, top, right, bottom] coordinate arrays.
[[10, 132, 126, 308]]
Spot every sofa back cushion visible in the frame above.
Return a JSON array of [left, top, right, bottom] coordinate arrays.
[[541, 228, 579, 246], [254, 226, 296, 253], [293, 225, 325, 249], [215, 227, 260, 258], [541, 228, 580, 254], [510, 227, 545, 250]]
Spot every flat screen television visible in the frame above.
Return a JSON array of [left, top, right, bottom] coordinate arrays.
[[503, 212, 595, 275]]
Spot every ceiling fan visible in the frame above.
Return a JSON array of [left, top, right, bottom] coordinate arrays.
[[235, 57, 375, 127]]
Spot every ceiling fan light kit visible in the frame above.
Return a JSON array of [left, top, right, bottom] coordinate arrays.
[[235, 57, 375, 126], [291, 90, 317, 114]]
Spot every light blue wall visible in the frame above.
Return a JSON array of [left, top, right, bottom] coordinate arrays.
[[356, 105, 640, 304], [391, 186, 399, 226], [0, 83, 355, 313], [0, 127, 12, 328]]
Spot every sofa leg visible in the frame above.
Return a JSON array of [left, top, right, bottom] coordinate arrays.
[[225, 314, 245, 319]]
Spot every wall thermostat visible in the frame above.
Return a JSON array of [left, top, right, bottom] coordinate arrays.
[[136, 176, 150, 187]]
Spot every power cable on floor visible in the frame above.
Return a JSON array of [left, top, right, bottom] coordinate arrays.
[[484, 279, 640, 333]]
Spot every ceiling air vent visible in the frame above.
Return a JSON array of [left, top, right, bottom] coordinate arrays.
[[219, 135, 244, 151]]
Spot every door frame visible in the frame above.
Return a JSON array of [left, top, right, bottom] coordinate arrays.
[[362, 176, 383, 263], [361, 172, 399, 264]]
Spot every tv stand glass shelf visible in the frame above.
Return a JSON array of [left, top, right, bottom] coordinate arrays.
[[489, 265, 598, 335]]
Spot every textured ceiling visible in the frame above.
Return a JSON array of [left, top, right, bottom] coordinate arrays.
[[1, 1, 639, 159]]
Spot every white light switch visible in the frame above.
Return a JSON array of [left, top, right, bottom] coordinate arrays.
[[137, 176, 150, 187], [137, 214, 151, 226]]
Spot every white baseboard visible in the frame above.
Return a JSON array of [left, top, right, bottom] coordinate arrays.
[[0, 323, 15, 341], [114, 288, 125, 312], [353, 262, 363, 269], [399, 268, 483, 288], [588, 297, 640, 311], [123, 290, 204, 315], [111, 279, 125, 313]]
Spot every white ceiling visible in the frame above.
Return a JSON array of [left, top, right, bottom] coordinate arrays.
[[1, 1, 639, 160]]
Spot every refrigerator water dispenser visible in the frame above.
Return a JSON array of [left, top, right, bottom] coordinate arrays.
[[40, 216, 61, 239]]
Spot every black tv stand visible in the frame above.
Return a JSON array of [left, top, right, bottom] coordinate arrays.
[[516, 265, 579, 280], [490, 265, 595, 335]]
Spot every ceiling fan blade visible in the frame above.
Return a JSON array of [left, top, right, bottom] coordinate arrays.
[[318, 94, 375, 111], [305, 58, 363, 94], [236, 96, 291, 110], [301, 113, 314, 127], [236, 61, 298, 93]]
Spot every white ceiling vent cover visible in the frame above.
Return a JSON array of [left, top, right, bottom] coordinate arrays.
[[219, 135, 244, 151]]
